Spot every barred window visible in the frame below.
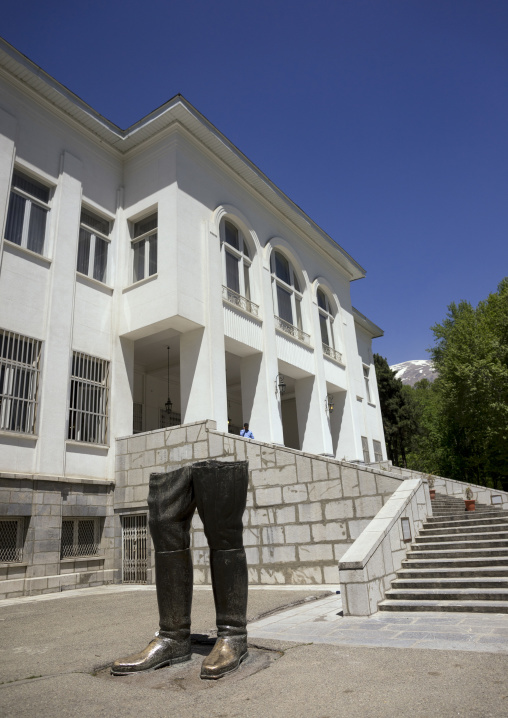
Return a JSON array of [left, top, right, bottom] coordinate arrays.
[[77, 209, 111, 283], [60, 518, 99, 559], [0, 518, 25, 562], [0, 329, 42, 434], [373, 440, 383, 462], [132, 212, 157, 283], [361, 436, 371, 463], [68, 352, 109, 444], [5, 170, 51, 255]]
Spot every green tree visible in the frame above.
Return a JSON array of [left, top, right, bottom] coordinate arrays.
[[373, 354, 419, 467], [430, 278, 508, 488]]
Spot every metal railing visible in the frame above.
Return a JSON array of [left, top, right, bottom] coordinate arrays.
[[222, 285, 259, 317], [274, 315, 311, 344], [322, 343, 343, 363]]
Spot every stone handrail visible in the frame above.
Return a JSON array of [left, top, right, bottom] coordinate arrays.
[[338, 477, 431, 616]]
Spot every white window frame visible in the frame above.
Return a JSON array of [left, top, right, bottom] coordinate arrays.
[[131, 213, 157, 283], [361, 436, 371, 463], [0, 517, 25, 562], [373, 439, 383, 462], [363, 365, 372, 403], [77, 208, 111, 284], [68, 351, 110, 445], [271, 250, 305, 333], [221, 220, 252, 297], [60, 518, 100, 559], [4, 170, 51, 256], [0, 329, 42, 435]]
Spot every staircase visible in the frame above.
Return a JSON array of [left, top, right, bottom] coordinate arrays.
[[378, 492, 508, 613]]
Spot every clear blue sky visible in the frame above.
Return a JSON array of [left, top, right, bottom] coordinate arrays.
[[3, 0, 507, 365]]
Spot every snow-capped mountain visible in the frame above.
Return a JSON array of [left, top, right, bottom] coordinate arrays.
[[389, 359, 437, 386]]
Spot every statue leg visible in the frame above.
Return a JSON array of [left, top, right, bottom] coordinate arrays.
[[111, 466, 195, 675], [193, 460, 249, 679]]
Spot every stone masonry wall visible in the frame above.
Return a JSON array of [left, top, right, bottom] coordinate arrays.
[[0, 475, 115, 599], [115, 421, 405, 585]]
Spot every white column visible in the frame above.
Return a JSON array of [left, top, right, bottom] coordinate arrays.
[[258, 264, 284, 444], [294, 375, 331, 454], [0, 108, 17, 274], [37, 151, 83, 476], [181, 221, 228, 430], [240, 352, 274, 443]]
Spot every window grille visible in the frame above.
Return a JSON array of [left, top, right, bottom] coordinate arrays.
[[60, 518, 99, 559], [133, 403, 143, 433], [0, 518, 25, 562], [361, 436, 371, 463], [5, 171, 50, 255], [0, 329, 42, 434], [159, 408, 181, 429], [122, 514, 148, 583], [68, 352, 109, 444], [373, 440, 383, 462]]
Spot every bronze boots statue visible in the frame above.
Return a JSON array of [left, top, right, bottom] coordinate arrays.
[[111, 459, 249, 679]]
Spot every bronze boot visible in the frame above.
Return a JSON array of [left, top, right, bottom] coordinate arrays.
[[111, 549, 193, 675], [201, 548, 248, 679]]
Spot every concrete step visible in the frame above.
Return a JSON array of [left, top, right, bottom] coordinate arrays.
[[385, 588, 508, 601], [420, 523, 508, 536], [426, 512, 508, 524], [392, 577, 508, 589], [406, 546, 508, 565], [402, 556, 508, 569], [412, 538, 508, 550], [397, 566, 508, 579], [378, 599, 508, 613]]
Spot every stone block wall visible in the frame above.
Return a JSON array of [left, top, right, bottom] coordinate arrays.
[[0, 474, 115, 599], [115, 421, 404, 585]]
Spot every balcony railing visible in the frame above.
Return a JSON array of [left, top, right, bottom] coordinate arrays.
[[274, 315, 311, 345], [222, 286, 259, 317], [322, 343, 343, 363]]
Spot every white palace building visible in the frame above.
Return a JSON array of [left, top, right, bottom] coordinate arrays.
[[0, 38, 388, 597]]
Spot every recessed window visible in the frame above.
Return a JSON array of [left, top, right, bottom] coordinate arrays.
[[0, 329, 42, 435], [373, 439, 383, 462], [60, 518, 99, 558], [68, 351, 109, 444], [0, 518, 25, 562], [77, 209, 111, 283], [132, 213, 157, 282], [271, 250, 307, 341], [363, 365, 372, 403], [5, 171, 50, 255], [221, 220, 254, 307], [361, 436, 371, 463]]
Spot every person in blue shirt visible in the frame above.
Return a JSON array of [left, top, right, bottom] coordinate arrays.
[[240, 423, 254, 439]]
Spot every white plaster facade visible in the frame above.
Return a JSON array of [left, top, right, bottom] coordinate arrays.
[[0, 38, 386, 483]]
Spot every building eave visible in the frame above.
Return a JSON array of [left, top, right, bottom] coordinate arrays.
[[352, 307, 384, 338], [0, 36, 366, 282]]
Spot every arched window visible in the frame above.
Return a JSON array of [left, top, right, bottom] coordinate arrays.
[[318, 288, 341, 361], [271, 250, 303, 331], [221, 220, 252, 301]]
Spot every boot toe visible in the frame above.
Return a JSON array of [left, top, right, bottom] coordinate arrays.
[[111, 637, 191, 675], [200, 637, 248, 680]]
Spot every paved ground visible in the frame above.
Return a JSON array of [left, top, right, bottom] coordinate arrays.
[[1, 585, 508, 718]]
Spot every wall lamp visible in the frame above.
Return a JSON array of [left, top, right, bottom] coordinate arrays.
[[275, 373, 287, 397], [325, 394, 335, 414]]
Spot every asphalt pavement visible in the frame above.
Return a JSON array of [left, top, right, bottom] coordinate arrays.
[[1, 585, 507, 718]]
